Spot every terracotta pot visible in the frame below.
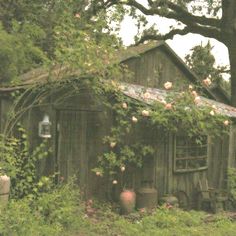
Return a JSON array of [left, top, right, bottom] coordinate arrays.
[[120, 189, 136, 214]]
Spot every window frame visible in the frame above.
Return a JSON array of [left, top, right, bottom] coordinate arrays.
[[173, 134, 208, 173]]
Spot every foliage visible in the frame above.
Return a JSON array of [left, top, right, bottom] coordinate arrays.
[[0, 181, 84, 236], [99, 0, 236, 105], [0, 0, 123, 84], [0, 124, 52, 199], [2, 191, 236, 235], [0, 23, 48, 83], [185, 41, 230, 90], [228, 168, 236, 199]]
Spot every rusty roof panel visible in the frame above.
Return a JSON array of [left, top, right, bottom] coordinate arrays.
[[119, 82, 236, 118]]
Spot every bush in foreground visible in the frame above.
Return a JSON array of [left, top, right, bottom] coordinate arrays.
[[1, 183, 236, 236]]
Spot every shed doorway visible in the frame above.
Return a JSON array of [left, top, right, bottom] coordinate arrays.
[[56, 109, 103, 197]]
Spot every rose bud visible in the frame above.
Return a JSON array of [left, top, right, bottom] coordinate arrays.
[[121, 166, 125, 172], [112, 180, 118, 185]]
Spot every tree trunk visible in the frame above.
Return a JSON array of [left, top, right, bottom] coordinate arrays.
[[222, 0, 236, 106], [228, 41, 236, 106]]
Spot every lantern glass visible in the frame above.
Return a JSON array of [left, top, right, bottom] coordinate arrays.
[[39, 115, 51, 138]]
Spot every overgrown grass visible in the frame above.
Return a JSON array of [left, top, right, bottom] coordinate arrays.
[[1, 183, 236, 236]]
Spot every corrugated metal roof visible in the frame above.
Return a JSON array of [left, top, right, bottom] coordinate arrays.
[[119, 82, 236, 118]]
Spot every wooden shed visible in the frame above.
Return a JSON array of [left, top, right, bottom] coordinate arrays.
[[0, 41, 235, 209]]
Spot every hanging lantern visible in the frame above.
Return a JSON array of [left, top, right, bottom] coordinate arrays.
[[39, 114, 51, 138]]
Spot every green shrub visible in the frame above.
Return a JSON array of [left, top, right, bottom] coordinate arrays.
[[0, 181, 83, 235], [0, 125, 52, 199]]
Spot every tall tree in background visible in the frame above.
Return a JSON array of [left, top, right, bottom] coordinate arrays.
[[0, 0, 122, 83], [185, 41, 230, 94], [100, 0, 236, 106]]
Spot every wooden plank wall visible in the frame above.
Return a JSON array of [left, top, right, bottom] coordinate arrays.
[[122, 47, 189, 90], [207, 135, 229, 189]]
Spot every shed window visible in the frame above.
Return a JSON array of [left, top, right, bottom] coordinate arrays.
[[174, 135, 208, 173]]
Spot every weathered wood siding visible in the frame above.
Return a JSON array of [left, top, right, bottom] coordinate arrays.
[[207, 135, 229, 189], [122, 47, 189, 90]]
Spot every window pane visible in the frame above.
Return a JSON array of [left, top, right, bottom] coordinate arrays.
[[175, 135, 207, 172]]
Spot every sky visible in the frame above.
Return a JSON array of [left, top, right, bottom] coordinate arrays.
[[119, 15, 230, 70]]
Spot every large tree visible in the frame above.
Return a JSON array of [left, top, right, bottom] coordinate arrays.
[[0, 0, 122, 83], [97, 0, 236, 105]]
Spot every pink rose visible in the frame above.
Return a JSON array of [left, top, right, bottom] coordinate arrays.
[[110, 142, 116, 148], [224, 120, 229, 126], [122, 102, 128, 109], [143, 92, 151, 99], [203, 78, 212, 86], [210, 110, 215, 116], [75, 13, 80, 18], [164, 81, 172, 90], [165, 103, 172, 110], [191, 91, 198, 97], [141, 110, 150, 117], [194, 96, 201, 103], [132, 116, 138, 123]]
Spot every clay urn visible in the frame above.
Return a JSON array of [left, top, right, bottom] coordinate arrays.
[[119, 189, 136, 214]]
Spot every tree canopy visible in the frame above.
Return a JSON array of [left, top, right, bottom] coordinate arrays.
[[1, 0, 236, 105], [98, 0, 236, 105], [0, 0, 122, 83]]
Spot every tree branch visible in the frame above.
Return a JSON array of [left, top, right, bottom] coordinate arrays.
[[135, 27, 191, 45], [135, 23, 222, 45], [114, 0, 222, 40], [165, 1, 221, 28], [126, 0, 221, 29]]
